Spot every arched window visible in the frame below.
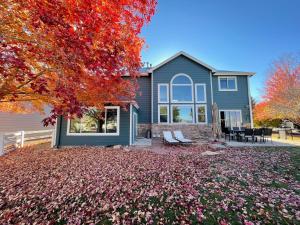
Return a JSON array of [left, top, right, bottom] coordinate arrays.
[[171, 74, 193, 102]]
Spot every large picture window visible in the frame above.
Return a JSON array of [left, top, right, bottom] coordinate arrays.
[[172, 105, 194, 123], [67, 107, 119, 135], [171, 74, 193, 102]]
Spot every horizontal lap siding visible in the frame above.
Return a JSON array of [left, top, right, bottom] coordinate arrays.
[[212, 76, 251, 124], [153, 55, 212, 123], [135, 77, 151, 123], [56, 108, 130, 146]]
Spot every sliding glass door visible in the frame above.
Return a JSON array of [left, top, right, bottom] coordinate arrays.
[[220, 110, 242, 131]]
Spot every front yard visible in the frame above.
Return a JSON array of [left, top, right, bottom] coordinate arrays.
[[0, 145, 299, 224]]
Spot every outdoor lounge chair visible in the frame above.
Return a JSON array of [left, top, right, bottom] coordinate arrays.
[[173, 130, 193, 144], [163, 131, 180, 145]]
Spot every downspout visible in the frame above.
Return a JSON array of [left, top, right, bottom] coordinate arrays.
[[56, 116, 62, 149], [247, 76, 254, 128], [210, 71, 214, 125]]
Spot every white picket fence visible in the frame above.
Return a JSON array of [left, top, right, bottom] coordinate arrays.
[[0, 129, 55, 156]]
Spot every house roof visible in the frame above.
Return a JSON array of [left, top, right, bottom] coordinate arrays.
[[213, 70, 255, 76], [143, 51, 255, 76], [149, 51, 216, 72]]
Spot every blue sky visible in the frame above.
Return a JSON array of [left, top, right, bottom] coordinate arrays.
[[141, 0, 300, 101]]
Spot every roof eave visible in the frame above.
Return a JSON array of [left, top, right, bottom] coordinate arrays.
[[213, 72, 255, 76]]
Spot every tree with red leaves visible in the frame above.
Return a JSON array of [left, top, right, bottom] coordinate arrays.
[[254, 55, 300, 125], [0, 0, 156, 125]]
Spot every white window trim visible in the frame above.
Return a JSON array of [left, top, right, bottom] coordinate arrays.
[[195, 83, 207, 103], [158, 104, 169, 124], [219, 109, 243, 129], [158, 83, 169, 103], [218, 76, 238, 91], [66, 106, 120, 136], [196, 104, 207, 124], [171, 104, 194, 124], [170, 73, 194, 103]]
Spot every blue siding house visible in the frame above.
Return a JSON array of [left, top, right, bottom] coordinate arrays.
[[54, 52, 255, 147]]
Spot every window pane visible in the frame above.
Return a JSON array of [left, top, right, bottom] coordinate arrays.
[[197, 106, 206, 123], [159, 85, 168, 102], [228, 78, 236, 89], [225, 111, 230, 128], [160, 115, 168, 123], [172, 106, 193, 123], [106, 109, 118, 133], [159, 106, 168, 123], [198, 106, 205, 114], [172, 86, 192, 102], [196, 85, 205, 102], [69, 118, 81, 133], [220, 78, 228, 89], [81, 115, 102, 133], [172, 75, 191, 84], [198, 115, 206, 123], [160, 106, 168, 115]]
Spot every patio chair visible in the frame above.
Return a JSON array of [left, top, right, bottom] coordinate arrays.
[[263, 128, 273, 142], [244, 128, 254, 142], [224, 128, 236, 141], [253, 128, 263, 143], [173, 130, 193, 144], [232, 127, 240, 131], [163, 131, 180, 145]]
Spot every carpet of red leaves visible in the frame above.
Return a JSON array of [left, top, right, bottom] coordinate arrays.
[[0, 145, 299, 224]]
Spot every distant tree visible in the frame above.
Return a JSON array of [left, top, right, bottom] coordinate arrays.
[[254, 55, 300, 126], [0, 0, 156, 125]]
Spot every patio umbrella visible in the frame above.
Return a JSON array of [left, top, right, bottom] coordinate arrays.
[[212, 102, 221, 141]]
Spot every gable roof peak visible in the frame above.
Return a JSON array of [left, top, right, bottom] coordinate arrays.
[[149, 51, 216, 72]]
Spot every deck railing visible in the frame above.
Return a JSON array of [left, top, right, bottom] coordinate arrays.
[[0, 129, 54, 156]]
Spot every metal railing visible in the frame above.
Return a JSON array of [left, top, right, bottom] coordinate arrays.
[[0, 129, 54, 156]]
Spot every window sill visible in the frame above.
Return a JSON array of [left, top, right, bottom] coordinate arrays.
[[218, 89, 238, 92], [66, 133, 120, 136]]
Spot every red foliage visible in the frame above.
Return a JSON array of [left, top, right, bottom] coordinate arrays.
[[254, 55, 300, 124], [0, 0, 157, 125]]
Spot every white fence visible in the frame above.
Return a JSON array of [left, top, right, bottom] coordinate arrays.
[[0, 129, 54, 156]]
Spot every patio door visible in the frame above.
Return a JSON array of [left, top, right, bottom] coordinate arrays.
[[220, 110, 242, 131]]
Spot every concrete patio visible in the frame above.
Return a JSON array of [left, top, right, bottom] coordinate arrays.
[[224, 138, 300, 147]]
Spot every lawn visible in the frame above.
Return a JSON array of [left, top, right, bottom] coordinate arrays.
[[0, 145, 299, 224]]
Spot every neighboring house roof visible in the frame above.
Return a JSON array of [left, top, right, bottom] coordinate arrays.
[[142, 51, 255, 76]]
